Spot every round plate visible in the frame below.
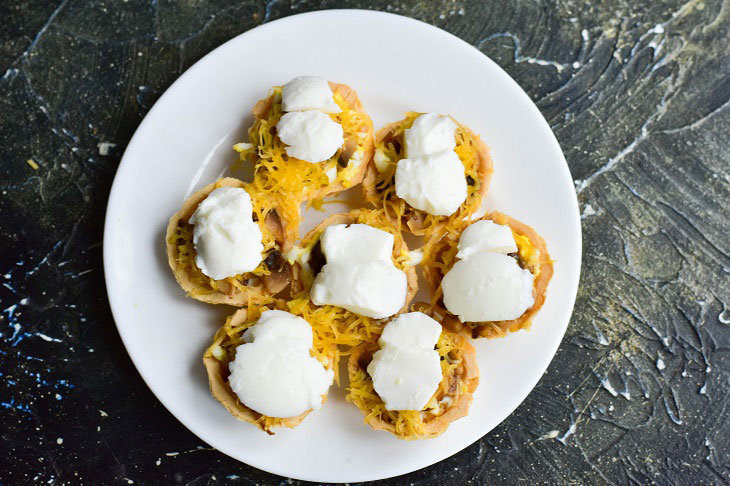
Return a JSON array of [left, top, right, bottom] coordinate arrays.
[[104, 10, 581, 483]]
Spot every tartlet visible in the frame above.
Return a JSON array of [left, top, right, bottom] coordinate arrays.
[[422, 211, 553, 339], [235, 81, 375, 205], [203, 303, 336, 434], [165, 177, 297, 305], [289, 208, 418, 308], [362, 112, 493, 235], [346, 304, 479, 440], [286, 208, 419, 348]]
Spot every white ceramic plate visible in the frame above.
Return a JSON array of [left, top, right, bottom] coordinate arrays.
[[104, 10, 581, 483]]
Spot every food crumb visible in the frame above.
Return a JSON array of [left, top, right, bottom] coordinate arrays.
[[27, 159, 39, 170]]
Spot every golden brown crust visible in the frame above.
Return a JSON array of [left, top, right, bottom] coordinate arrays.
[[422, 211, 553, 339], [362, 116, 493, 235], [204, 307, 333, 434], [347, 316, 479, 439], [165, 177, 296, 305], [289, 209, 418, 314]]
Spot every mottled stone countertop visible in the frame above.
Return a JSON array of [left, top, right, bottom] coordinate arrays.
[[1, 1, 728, 484]]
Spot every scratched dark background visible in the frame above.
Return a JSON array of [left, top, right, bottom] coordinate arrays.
[[1, 0, 729, 484]]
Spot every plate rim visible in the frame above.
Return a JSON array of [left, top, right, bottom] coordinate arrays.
[[103, 8, 582, 482]]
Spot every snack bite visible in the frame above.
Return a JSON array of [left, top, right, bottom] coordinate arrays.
[[235, 76, 375, 204], [347, 308, 479, 440], [204, 304, 336, 434], [288, 209, 419, 321], [165, 177, 297, 305], [422, 211, 553, 339], [363, 112, 493, 235]]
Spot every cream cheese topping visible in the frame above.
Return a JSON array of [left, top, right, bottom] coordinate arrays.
[[394, 150, 468, 216], [309, 224, 407, 318], [227, 310, 334, 418], [456, 219, 518, 258], [319, 223, 394, 264], [442, 252, 535, 322], [367, 312, 442, 411], [281, 76, 341, 113], [404, 113, 458, 158], [310, 260, 407, 319], [276, 111, 344, 163], [189, 187, 263, 280]]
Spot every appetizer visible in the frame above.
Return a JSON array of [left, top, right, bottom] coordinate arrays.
[[235, 76, 375, 204], [166, 177, 296, 305], [347, 310, 479, 439], [422, 212, 553, 338], [204, 304, 336, 434], [363, 112, 493, 235], [288, 209, 418, 321]]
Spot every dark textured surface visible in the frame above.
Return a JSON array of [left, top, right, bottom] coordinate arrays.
[[1, 0, 729, 484]]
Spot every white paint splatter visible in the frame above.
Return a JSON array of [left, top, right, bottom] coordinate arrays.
[[581, 204, 597, 219], [478, 32, 571, 72], [558, 421, 577, 444], [538, 429, 559, 440], [601, 376, 619, 396], [36, 333, 62, 343], [97, 142, 117, 156], [718, 305, 730, 324]]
